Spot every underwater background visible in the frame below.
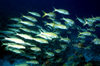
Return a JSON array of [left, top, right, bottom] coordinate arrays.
[[0, 0, 100, 66]]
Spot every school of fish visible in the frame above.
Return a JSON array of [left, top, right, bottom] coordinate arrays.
[[0, 7, 100, 66]]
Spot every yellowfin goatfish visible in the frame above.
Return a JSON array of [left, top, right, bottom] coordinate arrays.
[[60, 44, 67, 51], [83, 19, 94, 26], [6, 48, 24, 54], [79, 32, 91, 36], [46, 23, 67, 29], [42, 11, 56, 18], [85, 18, 96, 23], [46, 22, 55, 27], [8, 28, 20, 32], [22, 15, 37, 22], [37, 34, 52, 40], [95, 17, 100, 21], [54, 49, 62, 53], [95, 23, 100, 27], [19, 27, 31, 32], [5, 44, 26, 49], [15, 63, 29, 66], [54, 24, 67, 29], [30, 46, 41, 52], [76, 17, 85, 24], [78, 35, 86, 39], [87, 28, 95, 32], [32, 38, 48, 44], [10, 18, 21, 22], [26, 60, 39, 64], [60, 37, 71, 43], [0, 31, 15, 35], [4, 37, 30, 45], [16, 33, 34, 40], [3, 43, 32, 46], [7, 24, 23, 28], [45, 52, 54, 57], [19, 28, 39, 34], [92, 38, 100, 45], [54, 8, 69, 15], [28, 11, 41, 17], [20, 20, 35, 26], [39, 32, 58, 39], [61, 18, 74, 26]]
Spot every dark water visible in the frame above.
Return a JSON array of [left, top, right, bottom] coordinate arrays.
[[0, 0, 100, 66], [0, 0, 100, 17]]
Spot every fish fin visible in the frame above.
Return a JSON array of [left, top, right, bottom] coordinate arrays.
[[53, 7, 57, 12], [42, 11, 47, 18], [27, 10, 31, 14], [76, 15, 79, 20]]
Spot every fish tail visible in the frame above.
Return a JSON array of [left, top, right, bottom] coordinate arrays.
[[53, 7, 56, 12], [42, 11, 47, 18]]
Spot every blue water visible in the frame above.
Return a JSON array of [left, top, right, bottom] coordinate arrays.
[[0, 0, 100, 66]]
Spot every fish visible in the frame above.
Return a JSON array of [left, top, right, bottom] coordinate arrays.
[[42, 11, 56, 18], [22, 54, 36, 59], [30, 46, 41, 52], [60, 44, 67, 50], [6, 48, 24, 54], [15, 63, 29, 66], [46, 22, 68, 29], [61, 18, 74, 26], [47, 17, 55, 21], [19, 28, 32, 32], [16, 33, 34, 40], [5, 44, 26, 49], [95, 23, 100, 27], [26, 60, 39, 64], [54, 8, 69, 15], [22, 15, 37, 22], [8, 28, 20, 32], [60, 37, 71, 43], [45, 22, 55, 27], [79, 32, 92, 36], [3, 37, 30, 45], [92, 38, 100, 45], [45, 52, 54, 57], [85, 18, 96, 23], [87, 28, 95, 32], [78, 35, 86, 39], [3, 42, 33, 46], [39, 32, 58, 39], [72, 43, 84, 48], [28, 11, 41, 17], [83, 19, 94, 26], [54, 24, 68, 29], [36, 34, 52, 40], [10, 18, 21, 22], [95, 17, 100, 21], [20, 20, 35, 26], [76, 17, 85, 24], [84, 62, 93, 66], [19, 28, 39, 34], [0, 31, 15, 35], [7, 24, 23, 28], [54, 49, 62, 53], [32, 38, 48, 44]]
